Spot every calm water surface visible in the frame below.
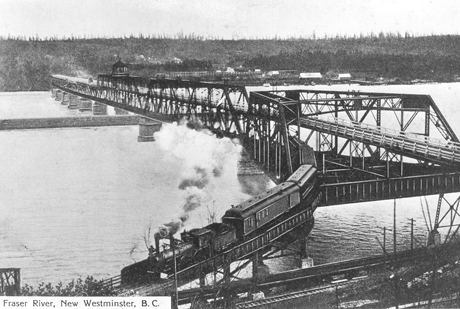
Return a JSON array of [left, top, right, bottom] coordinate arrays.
[[2, 85, 460, 286]]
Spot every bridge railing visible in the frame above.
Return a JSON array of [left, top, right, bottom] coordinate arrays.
[[316, 116, 460, 149], [302, 116, 460, 165]]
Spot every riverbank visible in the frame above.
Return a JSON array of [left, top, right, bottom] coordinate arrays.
[[0, 115, 140, 130], [230, 238, 460, 309]]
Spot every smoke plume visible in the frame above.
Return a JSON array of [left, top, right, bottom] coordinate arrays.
[[154, 118, 246, 235]]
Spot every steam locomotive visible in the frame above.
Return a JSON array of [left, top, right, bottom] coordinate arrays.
[[121, 148, 321, 284]]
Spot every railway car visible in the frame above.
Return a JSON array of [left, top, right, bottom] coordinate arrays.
[[222, 181, 298, 239], [287, 164, 318, 201], [222, 163, 319, 240]]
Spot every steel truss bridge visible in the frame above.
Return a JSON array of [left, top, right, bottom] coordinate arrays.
[[51, 74, 460, 293]]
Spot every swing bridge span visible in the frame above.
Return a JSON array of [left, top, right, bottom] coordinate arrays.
[[50, 74, 460, 296]]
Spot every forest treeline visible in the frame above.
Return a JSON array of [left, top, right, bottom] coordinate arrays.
[[1, 33, 460, 91]]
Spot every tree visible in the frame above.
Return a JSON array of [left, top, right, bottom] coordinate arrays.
[[21, 276, 116, 296]]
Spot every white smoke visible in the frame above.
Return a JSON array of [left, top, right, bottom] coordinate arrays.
[[154, 119, 246, 234]]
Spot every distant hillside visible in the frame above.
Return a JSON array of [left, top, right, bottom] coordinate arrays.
[[1, 34, 460, 91]]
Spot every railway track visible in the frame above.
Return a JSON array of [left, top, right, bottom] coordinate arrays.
[[235, 278, 365, 308]]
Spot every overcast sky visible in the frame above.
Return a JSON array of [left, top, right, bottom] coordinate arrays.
[[1, 0, 459, 39]]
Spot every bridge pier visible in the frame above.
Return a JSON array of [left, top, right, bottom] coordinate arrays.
[[79, 99, 93, 111], [51, 88, 57, 98], [252, 251, 269, 281], [92, 102, 108, 115], [298, 231, 314, 269], [138, 117, 162, 142], [68, 94, 80, 109], [61, 92, 69, 105], [427, 230, 441, 247], [54, 90, 62, 101], [115, 107, 129, 115], [298, 238, 314, 269]]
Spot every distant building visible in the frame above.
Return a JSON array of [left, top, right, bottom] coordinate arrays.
[[299, 72, 323, 84], [299, 72, 323, 79], [267, 71, 280, 76], [226, 67, 235, 73], [172, 57, 183, 64], [112, 60, 129, 77], [254, 69, 262, 74], [337, 73, 352, 80]]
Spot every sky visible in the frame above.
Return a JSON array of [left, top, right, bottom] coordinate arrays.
[[0, 0, 459, 40]]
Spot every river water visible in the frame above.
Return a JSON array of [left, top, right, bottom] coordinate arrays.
[[1, 84, 460, 287]]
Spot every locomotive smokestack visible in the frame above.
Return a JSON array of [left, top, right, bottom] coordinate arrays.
[[154, 232, 161, 256]]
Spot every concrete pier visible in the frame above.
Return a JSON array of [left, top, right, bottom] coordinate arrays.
[[61, 92, 70, 105], [115, 107, 129, 115], [298, 239, 314, 269], [68, 94, 80, 109], [79, 99, 93, 111], [252, 251, 269, 281], [93, 102, 108, 115], [138, 117, 162, 142], [55, 90, 63, 101], [51, 89, 57, 98]]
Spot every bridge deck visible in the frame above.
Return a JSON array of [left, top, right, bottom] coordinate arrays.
[[300, 116, 460, 166]]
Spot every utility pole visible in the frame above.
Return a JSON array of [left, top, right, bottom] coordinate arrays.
[[407, 218, 415, 257], [383, 227, 387, 254], [170, 233, 179, 309], [393, 199, 397, 262], [382, 226, 392, 269]]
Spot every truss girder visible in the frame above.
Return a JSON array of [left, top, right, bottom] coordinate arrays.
[[300, 117, 460, 167], [51, 75, 308, 182], [320, 172, 460, 206], [51, 76, 460, 198]]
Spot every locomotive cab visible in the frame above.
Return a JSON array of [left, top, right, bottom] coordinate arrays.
[[181, 228, 212, 250]]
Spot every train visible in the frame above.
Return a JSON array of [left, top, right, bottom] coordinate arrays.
[[121, 146, 321, 285]]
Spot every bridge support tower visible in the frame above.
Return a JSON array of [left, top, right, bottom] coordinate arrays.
[[79, 99, 93, 111], [295, 224, 314, 269], [252, 251, 269, 281], [54, 90, 63, 101], [93, 102, 107, 115], [138, 117, 162, 142], [61, 92, 69, 105], [68, 94, 80, 109], [298, 238, 314, 269], [115, 107, 129, 115]]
